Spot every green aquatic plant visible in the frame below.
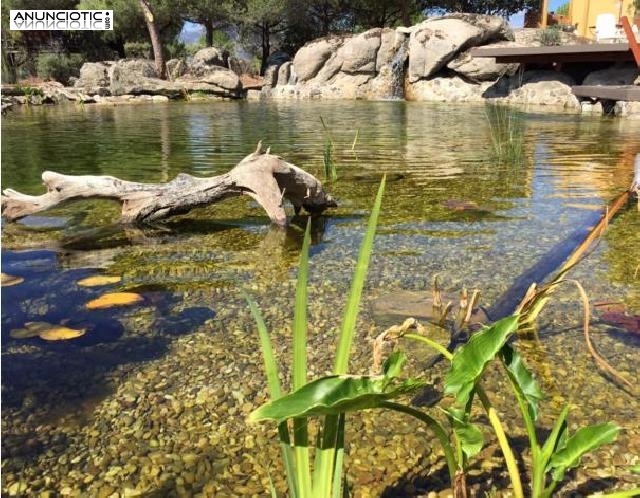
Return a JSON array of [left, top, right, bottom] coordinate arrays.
[[448, 317, 619, 498], [15, 84, 44, 105], [388, 313, 621, 498], [485, 104, 526, 166], [248, 179, 483, 498], [320, 116, 337, 182], [246, 178, 387, 497]]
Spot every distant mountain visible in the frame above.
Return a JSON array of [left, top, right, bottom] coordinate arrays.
[[179, 22, 204, 44]]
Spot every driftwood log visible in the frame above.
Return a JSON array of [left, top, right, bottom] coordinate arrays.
[[1, 143, 337, 226]]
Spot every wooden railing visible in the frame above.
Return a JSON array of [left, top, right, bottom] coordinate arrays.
[[620, 16, 640, 67]]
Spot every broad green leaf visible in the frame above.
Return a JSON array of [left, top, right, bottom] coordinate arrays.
[[547, 423, 620, 482], [500, 344, 544, 421], [250, 354, 424, 423], [250, 375, 424, 423], [445, 315, 519, 406], [446, 408, 484, 459]]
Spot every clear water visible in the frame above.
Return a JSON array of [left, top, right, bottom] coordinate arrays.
[[2, 101, 639, 496]]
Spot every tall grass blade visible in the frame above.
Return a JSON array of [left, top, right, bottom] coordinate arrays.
[[244, 292, 283, 399], [334, 176, 386, 373], [331, 414, 346, 498], [317, 177, 386, 497], [320, 115, 338, 181], [541, 405, 570, 463], [293, 221, 313, 496], [244, 292, 298, 497], [293, 220, 311, 390], [485, 104, 525, 165]]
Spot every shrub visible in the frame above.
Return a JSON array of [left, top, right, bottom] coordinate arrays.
[[124, 42, 151, 59], [166, 41, 189, 60], [36, 53, 84, 84], [538, 26, 562, 46]]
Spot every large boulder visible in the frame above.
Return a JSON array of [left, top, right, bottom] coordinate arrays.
[[166, 58, 188, 81], [408, 13, 512, 82], [176, 66, 242, 96], [406, 75, 494, 102], [74, 61, 114, 95], [193, 66, 241, 91], [337, 28, 382, 74], [228, 56, 253, 76], [263, 64, 279, 88], [376, 28, 401, 71], [447, 48, 519, 82], [582, 63, 639, 86], [293, 38, 341, 82], [192, 47, 225, 67], [500, 70, 580, 108], [110, 59, 169, 96], [277, 61, 293, 86], [613, 101, 640, 119]]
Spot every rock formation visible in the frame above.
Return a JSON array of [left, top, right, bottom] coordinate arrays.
[[73, 47, 243, 100], [255, 13, 639, 116]]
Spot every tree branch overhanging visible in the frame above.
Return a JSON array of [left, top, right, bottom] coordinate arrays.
[[1, 143, 337, 227]]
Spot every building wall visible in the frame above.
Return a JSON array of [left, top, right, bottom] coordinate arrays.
[[568, 0, 635, 39]]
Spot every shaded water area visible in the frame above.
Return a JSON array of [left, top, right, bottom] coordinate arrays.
[[2, 101, 639, 497]]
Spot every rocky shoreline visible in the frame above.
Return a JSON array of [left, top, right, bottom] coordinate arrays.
[[2, 13, 639, 118]]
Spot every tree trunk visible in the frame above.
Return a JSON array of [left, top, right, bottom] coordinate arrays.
[[205, 19, 214, 47], [1, 143, 336, 227], [400, 0, 411, 26], [111, 35, 126, 58], [1, 47, 17, 84], [260, 23, 270, 76], [138, 0, 166, 79]]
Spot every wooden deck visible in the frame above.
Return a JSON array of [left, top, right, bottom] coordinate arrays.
[[469, 43, 635, 64], [571, 85, 640, 101]]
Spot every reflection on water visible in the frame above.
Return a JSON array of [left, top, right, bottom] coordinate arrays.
[[1, 102, 639, 496]]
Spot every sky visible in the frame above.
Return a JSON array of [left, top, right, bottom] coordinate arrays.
[[508, 0, 567, 28], [180, 1, 571, 42]]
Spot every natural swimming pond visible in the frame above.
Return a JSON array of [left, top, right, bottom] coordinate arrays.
[[2, 101, 639, 497]]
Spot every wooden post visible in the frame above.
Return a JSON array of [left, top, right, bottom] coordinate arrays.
[[540, 0, 549, 27], [621, 16, 640, 66]]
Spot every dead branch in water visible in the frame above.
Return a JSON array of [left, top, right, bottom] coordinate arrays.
[[1, 142, 337, 226]]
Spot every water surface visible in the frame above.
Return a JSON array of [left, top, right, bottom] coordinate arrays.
[[2, 101, 639, 496]]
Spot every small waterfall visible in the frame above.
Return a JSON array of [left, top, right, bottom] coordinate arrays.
[[388, 38, 409, 99]]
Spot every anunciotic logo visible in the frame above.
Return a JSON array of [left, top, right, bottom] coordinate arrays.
[[10, 10, 113, 30]]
